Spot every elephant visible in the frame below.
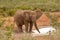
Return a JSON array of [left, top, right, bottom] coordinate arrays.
[[14, 9, 43, 33]]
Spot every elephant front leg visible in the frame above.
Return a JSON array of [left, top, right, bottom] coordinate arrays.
[[24, 21, 29, 33], [29, 21, 33, 33]]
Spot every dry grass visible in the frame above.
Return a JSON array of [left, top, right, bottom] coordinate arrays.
[[0, 30, 60, 40]]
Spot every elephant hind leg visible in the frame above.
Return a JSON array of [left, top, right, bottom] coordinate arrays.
[[17, 24, 23, 33], [18, 25, 23, 33]]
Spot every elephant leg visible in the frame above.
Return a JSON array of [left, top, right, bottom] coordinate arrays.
[[16, 22, 23, 33], [18, 25, 23, 33], [34, 22, 40, 33], [29, 21, 33, 33], [24, 21, 29, 33]]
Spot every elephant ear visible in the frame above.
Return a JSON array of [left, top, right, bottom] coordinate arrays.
[[35, 9, 43, 19]]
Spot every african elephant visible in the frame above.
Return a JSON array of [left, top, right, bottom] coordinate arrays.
[[14, 9, 43, 33]]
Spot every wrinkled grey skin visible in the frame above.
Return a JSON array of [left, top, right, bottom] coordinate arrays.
[[14, 9, 43, 33]]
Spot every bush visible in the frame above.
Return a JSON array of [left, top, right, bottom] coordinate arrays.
[[45, 12, 60, 29], [0, 0, 60, 16], [6, 9, 16, 16], [0, 24, 14, 40], [0, 19, 5, 27]]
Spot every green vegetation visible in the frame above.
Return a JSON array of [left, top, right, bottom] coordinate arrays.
[[0, 19, 13, 40], [0, 0, 60, 40], [45, 12, 60, 29], [0, 18, 13, 40], [0, 19, 5, 27], [0, 0, 60, 16], [0, 17, 36, 40]]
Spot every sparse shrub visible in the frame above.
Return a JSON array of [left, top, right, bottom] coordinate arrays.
[[16, 6, 31, 10], [5, 8, 16, 16], [0, 19, 5, 27], [0, 24, 14, 40], [0, 0, 60, 16], [45, 12, 60, 29]]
